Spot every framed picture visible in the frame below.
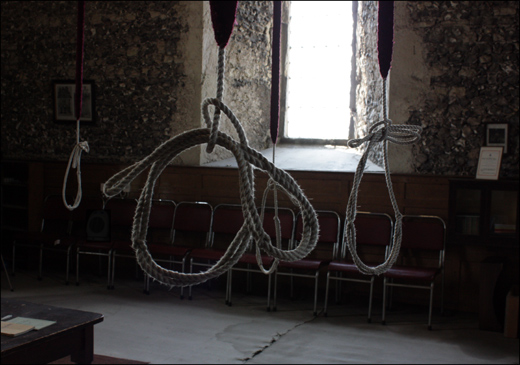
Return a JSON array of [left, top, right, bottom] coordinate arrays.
[[53, 80, 95, 124], [476, 146, 503, 180], [486, 123, 508, 153]]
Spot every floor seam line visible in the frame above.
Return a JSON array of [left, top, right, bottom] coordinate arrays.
[[241, 312, 320, 363]]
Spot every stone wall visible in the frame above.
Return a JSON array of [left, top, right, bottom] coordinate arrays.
[[405, 1, 519, 177], [355, 1, 518, 177], [1, 1, 272, 165], [354, 1, 385, 167], [201, 1, 273, 164]]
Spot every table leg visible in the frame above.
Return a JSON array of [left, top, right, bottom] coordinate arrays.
[[70, 325, 94, 364]]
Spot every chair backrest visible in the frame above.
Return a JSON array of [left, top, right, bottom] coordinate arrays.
[[295, 210, 341, 258], [212, 204, 244, 235], [148, 199, 176, 243], [209, 204, 245, 249], [41, 195, 74, 235], [173, 201, 213, 247], [102, 198, 138, 240], [401, 215, 446, 251], [342, 211, 394, 260], [104, 198, 138, 227]]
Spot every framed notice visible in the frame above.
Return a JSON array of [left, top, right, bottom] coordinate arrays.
[[486, 123, 508, 153], [53, 80, 95, 124], [476, 147, 503, 180]]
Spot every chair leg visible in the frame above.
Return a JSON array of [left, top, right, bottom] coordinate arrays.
[[290, 269, 294, 299], [272, 271, 278, 312], [143, 274, 150, 295], [65, 246, 71, 285], [188, 258, 193, 300], [324, 271, 331, 317], [226, 269, 232, 306], [428, 282, 435, 331], [267, 273, 272, 312], [11, 242, 16, 276], [76, 248, 80, 286], [108, 250, 114, 290], [1, 254, 14, 291], [313, 271, 319, 316], [38, 245, 43, 280], [382, 277, 387, 325], [368, 276, 374, 323], [180, 259, 185, 299]]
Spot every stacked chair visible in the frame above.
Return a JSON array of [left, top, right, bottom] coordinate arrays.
[[12, 194, 79, 284], [382, 215, 446, 330], [273, 210, 340, 316], [226, 206, 295, 310], [143, 200, 203, 298], [324, 211, 393, 322], [75, 197, 137, 289], [157, 201, 213, 300]]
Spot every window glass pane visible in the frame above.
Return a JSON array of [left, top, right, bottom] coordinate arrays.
[[286, 1, 352, 139]]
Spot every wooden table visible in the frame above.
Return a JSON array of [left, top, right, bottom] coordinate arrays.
[[1, 298, 103, 364]]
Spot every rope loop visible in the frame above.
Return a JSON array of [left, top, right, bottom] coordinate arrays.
[[62, 139, 89, 211], [345, 117, 422, 276], [103, 98, 319, 288]]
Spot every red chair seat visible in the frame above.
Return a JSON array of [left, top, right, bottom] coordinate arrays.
[[384, 265, 440, 282], [279, 259, 329, 271], [328, 260, 384, 275], [328, 260, 358, 272]]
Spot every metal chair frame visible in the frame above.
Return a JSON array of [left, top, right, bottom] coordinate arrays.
[[273, 210, 339, 316], [381, 214, 446, 330], [324, 211, 393, 322], [225, 205, 295, 310], [75, 197, 136, 289], [12, 194, 77, 284]]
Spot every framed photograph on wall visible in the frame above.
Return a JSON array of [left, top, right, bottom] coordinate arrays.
[[476, 146, 503, 180], [53, 80, 95, 124], [486, 123, 508, 153]]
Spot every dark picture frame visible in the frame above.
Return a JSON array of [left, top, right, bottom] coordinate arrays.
[[486, 123, 508, 154], [53, 80, 95, 124]]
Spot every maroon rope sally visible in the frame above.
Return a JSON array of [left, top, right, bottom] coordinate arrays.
[[270, 1, 282, 145], [209, 1, 238, 48], [75, 0, 86, 120], [63, 0, 89, 211], [377, 0, 394, 80], [345, 1, 422, 275]]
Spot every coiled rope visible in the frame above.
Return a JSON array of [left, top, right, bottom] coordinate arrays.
[[103, 97, 319, 287], [343, 2, 422, 275]]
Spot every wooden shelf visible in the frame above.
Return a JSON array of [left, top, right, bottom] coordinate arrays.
[[448, 178, 519, 248]]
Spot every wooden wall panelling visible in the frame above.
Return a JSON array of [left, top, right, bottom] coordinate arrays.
[[402, 176, 450, 220], [28, 160, 509, 313], [156, 166, 204, 202]]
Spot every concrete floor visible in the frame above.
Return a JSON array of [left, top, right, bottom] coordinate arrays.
[[2, 267, 518, 364], [203, 144, 384, 173]]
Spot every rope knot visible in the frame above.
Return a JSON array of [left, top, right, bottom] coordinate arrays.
[[347, 120, 422, 149], [71, 141, 90, 168]]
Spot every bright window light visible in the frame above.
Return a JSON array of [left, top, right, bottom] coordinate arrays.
[[285, 1, 353, 140]]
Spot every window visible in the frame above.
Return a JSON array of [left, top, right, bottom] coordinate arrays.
[[284, 1, 354, 141]]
